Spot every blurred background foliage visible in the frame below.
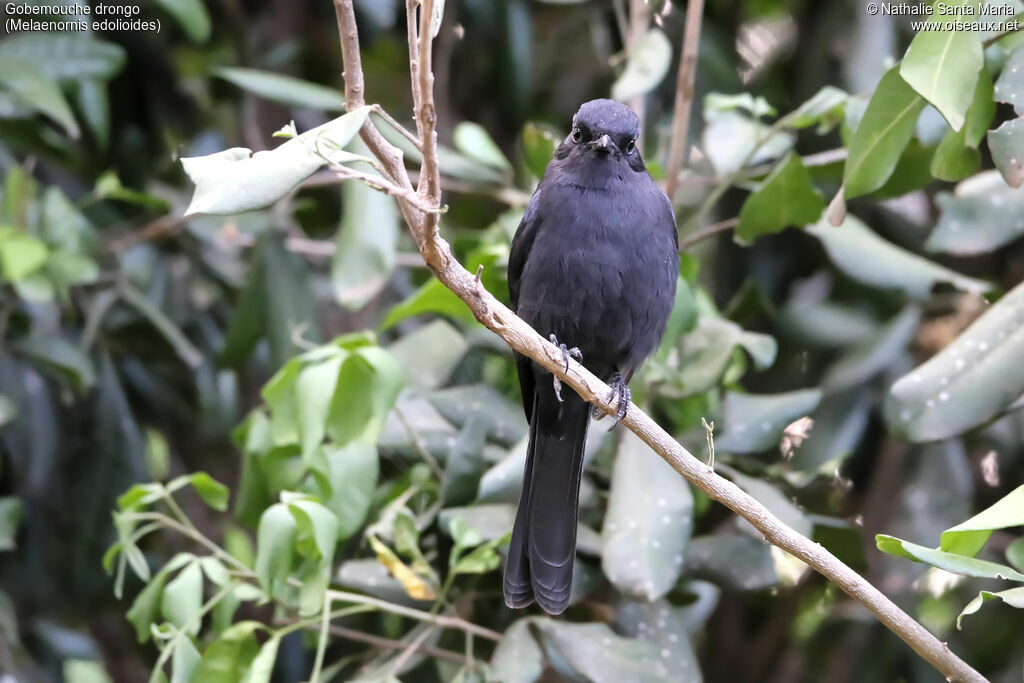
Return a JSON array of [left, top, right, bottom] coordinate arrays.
[[2, 0, 1024, 681]]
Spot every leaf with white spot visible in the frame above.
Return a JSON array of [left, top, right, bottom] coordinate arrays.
[[807, 215, 992, 299], [715, 389, 822, 454], [684, 535, 779, 590], [886, 280, 1024, 441], [988, 117, 1024, 189], [928, 171, 1024, 255], [538, 620, 676, 682], [616, 600, 703, 682], [427, 384, 527, 447], [602, 431, 693, 601], [994, 42, 1024, 115]]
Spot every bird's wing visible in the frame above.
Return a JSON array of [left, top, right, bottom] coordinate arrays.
[[508, 190, 544, 421], [508, 189, 543, 311]]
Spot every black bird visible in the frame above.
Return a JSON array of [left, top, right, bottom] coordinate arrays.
[[504, 99, 679, 614]]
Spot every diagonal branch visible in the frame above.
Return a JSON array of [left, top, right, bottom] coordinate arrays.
[[332, 2, 984, 681]]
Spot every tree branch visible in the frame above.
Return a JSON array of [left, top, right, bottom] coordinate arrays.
[[332, 2, 985, 681], [664, 0, 705, 204]]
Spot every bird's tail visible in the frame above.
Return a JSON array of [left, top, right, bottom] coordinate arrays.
[[504, 386, 590, 615]]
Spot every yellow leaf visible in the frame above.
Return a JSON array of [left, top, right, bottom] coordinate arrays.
[[368, 535, 436, 601]]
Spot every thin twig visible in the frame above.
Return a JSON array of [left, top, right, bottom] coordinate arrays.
[[328, 163, 443, 214], [332, 4, 984, 680], [678, 217, 738, 251], [372, 105, 422, 151], [385, 626, 434, 677], [327, 624, 476, 666], [325, 589, 502, 642], [627, 0, 649, 142], [664, 0, 705, 203]]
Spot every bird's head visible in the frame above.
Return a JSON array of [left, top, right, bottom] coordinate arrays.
[[555, 99, 645, 173]]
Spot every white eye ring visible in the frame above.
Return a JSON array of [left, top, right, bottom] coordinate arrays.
[[625, 138, 636, 154], [571, 127, 583, 142]]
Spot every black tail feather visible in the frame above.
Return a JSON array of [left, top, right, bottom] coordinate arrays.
[[504, 386, 590, 615]]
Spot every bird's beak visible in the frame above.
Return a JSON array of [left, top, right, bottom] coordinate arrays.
[[591, 134, 614, 154]]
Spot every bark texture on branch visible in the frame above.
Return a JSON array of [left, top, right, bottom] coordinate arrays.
[[331, 1, 985, 680]]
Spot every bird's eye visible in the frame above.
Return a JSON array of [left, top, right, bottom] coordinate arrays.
[[625, 138, 636, 154], [571, 127, 583, 143]]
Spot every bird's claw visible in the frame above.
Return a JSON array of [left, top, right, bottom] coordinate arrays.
[[548, 334, 582, 403], [605, 372, 630, 431]]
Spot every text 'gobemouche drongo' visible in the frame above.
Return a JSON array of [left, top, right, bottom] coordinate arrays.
[[504, 99, 679, 615]]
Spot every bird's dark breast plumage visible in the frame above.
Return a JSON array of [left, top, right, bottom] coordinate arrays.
[[513, 173, 678, 380]]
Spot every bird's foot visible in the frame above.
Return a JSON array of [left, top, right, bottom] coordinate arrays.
[[549, 333, 582, 403], [604, 372, 630, 431]]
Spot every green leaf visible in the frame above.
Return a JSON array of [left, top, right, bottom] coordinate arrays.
[[928, 171, 1024, 255], [193, 621, 263, 683], [182, 106, 371, 215], [287, 499, 339, 561], [0, 33, 126, 81], [161, 561, 203, 635], [453, 538, 505, 575], [843, 66, 926, 198], [453, 121, 513, 174], [296, 352, 345, 462], [702, 109, 794, 176], [899, 2, 983, 130], [0, 497, 22, 551], [602, 431, 693, 601], [216, 67, 346, 111], [611, 28, 672, 102], [876, 534, 1024, 580], [886, 279, 1024, 441], [153, 0, 212, 42], [439, 504, 516, 542], [63, 660, 113, 683], [318, 442, 379, 540], [988, 116, 1024, 188], [788, 390, 873, 479], [1007, 537, 1024, 572], [930, 125, 980, 182], [0, 59, 79, 137], [963, 65, 996, 147], [332, 141, 400, 310], [12, 335, 95, 390], [663, 316, 776, 398], [168, 472, 230, 511], [387, 319, 468, 390], [243, 635, 280, 683], [381, 244, 506, 328], [327, 346, 404, 444], [941, 485, 1024, 557], [171, 636, 201, 683], [782, 86, 848, 130], [958, 586, 1024, 628], [736, 154, 824, 242], [522, 122, 559, 178], [807, 215, 991, 299], [255, 504, 297, 598], [0, 229, 48, 281], [716, 389, 822, 454]]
